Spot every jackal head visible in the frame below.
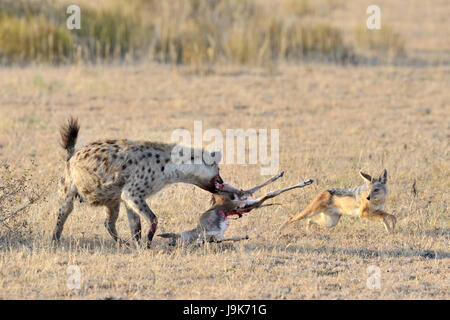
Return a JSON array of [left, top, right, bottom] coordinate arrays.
[[360, 169, 388, 205]]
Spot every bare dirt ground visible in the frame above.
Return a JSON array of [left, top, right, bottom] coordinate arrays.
[[0, 62, 448, 299]]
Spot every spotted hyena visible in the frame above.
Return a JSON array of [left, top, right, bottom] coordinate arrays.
[[52, 117, 231, 248]]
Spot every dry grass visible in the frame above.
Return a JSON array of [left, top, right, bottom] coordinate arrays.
[[0, 61, 448, 299]]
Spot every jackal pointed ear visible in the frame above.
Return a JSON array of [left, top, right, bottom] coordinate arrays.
[[379, 169, 387, 184], [210, 150, 222, 164], [359, 171, 372, 183]]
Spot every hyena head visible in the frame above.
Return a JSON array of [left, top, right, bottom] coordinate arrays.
[[172, 147, 223, 193], [359, 169, 388, 205]]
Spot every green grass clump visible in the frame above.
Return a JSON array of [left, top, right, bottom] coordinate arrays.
[[0, 14, 72, 64], [74, 8, 151, 62]]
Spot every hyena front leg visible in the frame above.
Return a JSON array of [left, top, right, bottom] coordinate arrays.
[[121, 190, 158, 249], [125, 203, 142, 242], [51, 188, 76, 243]]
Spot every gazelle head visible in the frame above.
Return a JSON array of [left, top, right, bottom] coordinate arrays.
[[359, 169, 388, 205]]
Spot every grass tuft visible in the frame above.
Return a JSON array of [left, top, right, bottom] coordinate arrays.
[[0, 0, 406, 66]]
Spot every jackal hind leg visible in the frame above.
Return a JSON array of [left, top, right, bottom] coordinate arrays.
[[51, 188, 76, 243], [104, 202, 130, 247], [125, 203, 142, 243], [306, 210, 341, 232], [121, 190, 158, 249]]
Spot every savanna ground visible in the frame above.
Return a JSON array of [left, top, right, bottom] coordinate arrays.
[[0, 0, 449, 299]]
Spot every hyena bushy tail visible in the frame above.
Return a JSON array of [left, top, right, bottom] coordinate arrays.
[[59, 117, 80, 161]]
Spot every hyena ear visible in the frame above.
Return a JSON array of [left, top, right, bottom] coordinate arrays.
[[379, 169, 387, 184], [210, 150, 222, 164], [359, 171, 372, 183]]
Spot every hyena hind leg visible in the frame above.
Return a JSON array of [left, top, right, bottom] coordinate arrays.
[[51, 188, 76, 243], [104, 202, 130, 247]]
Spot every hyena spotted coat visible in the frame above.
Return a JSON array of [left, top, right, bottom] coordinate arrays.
[[53, 118, 225, 248]]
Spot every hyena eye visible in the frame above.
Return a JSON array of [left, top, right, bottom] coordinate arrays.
[[373, 189, 380, 192]]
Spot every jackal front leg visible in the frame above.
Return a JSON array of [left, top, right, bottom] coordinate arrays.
[[360, 209, 396, 233]]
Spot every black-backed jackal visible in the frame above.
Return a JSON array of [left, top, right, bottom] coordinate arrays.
[[280, 169, 396, 233]]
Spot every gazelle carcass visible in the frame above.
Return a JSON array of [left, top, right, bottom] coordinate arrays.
[[158, 172, 313, 245]]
